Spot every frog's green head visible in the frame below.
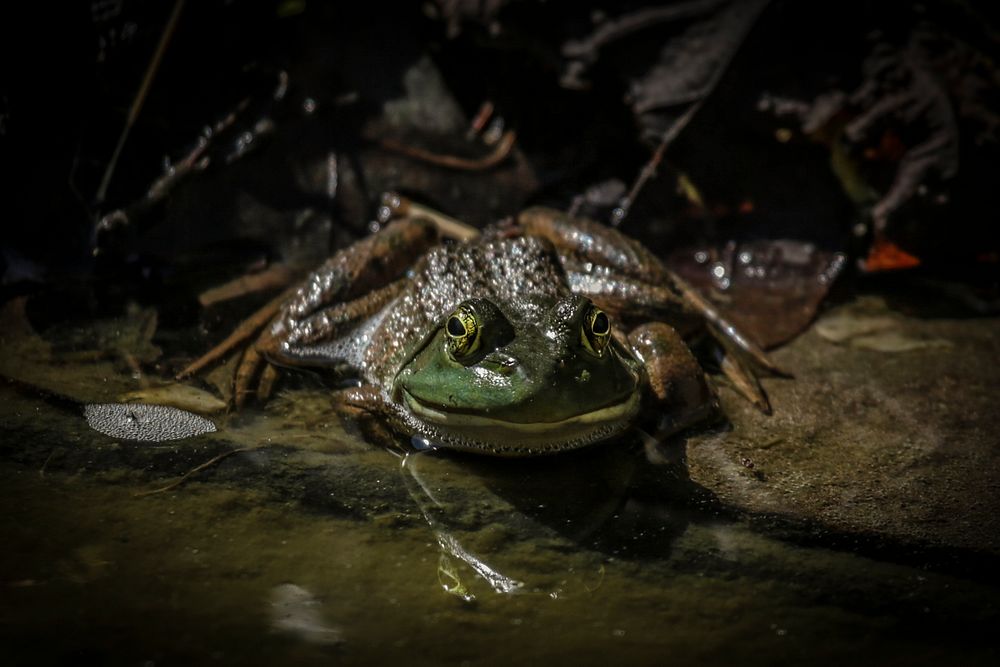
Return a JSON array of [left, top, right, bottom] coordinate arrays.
[[393, 294, 643, 455]]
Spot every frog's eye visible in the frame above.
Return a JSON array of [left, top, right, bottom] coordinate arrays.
[[445, 306, 481, 358], [582, 307, 611, 356]]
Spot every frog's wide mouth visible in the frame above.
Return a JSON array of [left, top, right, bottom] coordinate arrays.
[[399, 388, 641, 454]]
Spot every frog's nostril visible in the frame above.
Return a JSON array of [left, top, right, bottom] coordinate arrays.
[[485, 353, 518, 375]]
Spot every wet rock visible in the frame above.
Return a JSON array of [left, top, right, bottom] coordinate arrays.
[[686, 294, 1000, 557], [815, 298, 953, 351]]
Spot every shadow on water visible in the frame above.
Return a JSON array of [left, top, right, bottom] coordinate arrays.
[[400, 429, 1000, 591]]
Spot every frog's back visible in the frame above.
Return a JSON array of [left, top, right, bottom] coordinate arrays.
[[362, 235, 569, 386]]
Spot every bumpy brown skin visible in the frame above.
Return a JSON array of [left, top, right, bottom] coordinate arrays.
[[628, 323, 717, 434], [515, 208, 701, 331], [184, 208, 728, 453]]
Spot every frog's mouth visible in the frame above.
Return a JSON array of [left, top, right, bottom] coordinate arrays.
[[399, 388, 641, 455]]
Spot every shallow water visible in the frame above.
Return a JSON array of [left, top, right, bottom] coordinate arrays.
[[1, 295, 998, 666]]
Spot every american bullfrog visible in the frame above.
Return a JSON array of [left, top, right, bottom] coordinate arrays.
[[180, 205, 776, 455]]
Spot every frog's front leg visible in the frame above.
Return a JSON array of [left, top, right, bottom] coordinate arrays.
[[329, 385, 401, 446], [628, 322, 718, 438], [180, 217, 440, 406]]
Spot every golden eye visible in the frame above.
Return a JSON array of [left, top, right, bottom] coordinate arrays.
[[445, 306, 480, 358], [581, 307, 611, 356]]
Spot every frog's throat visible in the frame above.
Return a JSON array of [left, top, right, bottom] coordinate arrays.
[[400, 388, 641, 437]]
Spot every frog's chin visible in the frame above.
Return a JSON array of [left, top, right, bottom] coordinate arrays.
[[399, 389, 641, 456]]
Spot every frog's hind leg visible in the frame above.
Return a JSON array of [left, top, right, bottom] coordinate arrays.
[[517, 208, 670, 281], [177, 287, 294, 380], [180, 217, 440, 407], [270, 216, 438, 344], [279, 279, 405, 351], [669, 272, 786, 377], [628, 322, 718, 438], [229, 278, 408, 407]]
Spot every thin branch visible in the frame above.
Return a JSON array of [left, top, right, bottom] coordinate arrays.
[[176, 286, 294, 379], [611, 100, 703, 226], [95, 0, 187, 205], [134, 447, 251, 497], [378, 131, 516, 171], [198, 264, 297, 308]]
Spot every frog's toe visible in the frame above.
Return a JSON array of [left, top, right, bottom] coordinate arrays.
[[256, 362, 281, 403], [234, 345, 266, 408], [714, 345, 772, 415]]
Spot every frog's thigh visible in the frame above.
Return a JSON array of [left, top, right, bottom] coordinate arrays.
[[628, 322, 716, 424], [565, 266, 700, 332], [518, 207, 669, 283], [284, 216, 439, 321], [280, 279, 406, 354]]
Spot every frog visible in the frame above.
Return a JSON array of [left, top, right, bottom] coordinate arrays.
[[179, 204, 778, 455]]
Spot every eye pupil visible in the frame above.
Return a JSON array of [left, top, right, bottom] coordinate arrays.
[[446, 316, 466, 338], [592, 311, 610, 335], [581, 306, 611, 357]]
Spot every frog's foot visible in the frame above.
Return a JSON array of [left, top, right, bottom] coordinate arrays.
[[232, 329, 283, 408], [628, 322, 718, 438], [331, 386, 398, 446], [174, 290, 289, 408], [176, 289, 291, 382], [712, 341, 772, 415], [669, 272, 787, 378]]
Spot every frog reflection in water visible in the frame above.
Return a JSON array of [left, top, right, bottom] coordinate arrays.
[[181, 207, 776, 455]]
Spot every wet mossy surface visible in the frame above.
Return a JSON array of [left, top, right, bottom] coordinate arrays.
[[1, 289, 999, 665]]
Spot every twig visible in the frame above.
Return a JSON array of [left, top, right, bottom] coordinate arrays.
[[383, 193, 480, 241], [378, 130, 516, 171], [39, 449, 57, 478], [134, 447, 251, 497], [562, 0, 725, 60], [468, 101, 495, 136], [198, 264, 297, 307], [611, 100, 703, 226], [606, 1, 768, 226], [95, 0, 187, 205], [176, 286, 294, 379]]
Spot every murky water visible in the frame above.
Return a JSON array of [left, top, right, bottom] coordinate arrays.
[[1, 297, 998, 666]]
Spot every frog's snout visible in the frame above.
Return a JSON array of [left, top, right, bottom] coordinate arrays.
[[481, 351, 519, 376]]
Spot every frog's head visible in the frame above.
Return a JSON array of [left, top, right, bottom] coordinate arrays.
[[393, 294, 643, 455]]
